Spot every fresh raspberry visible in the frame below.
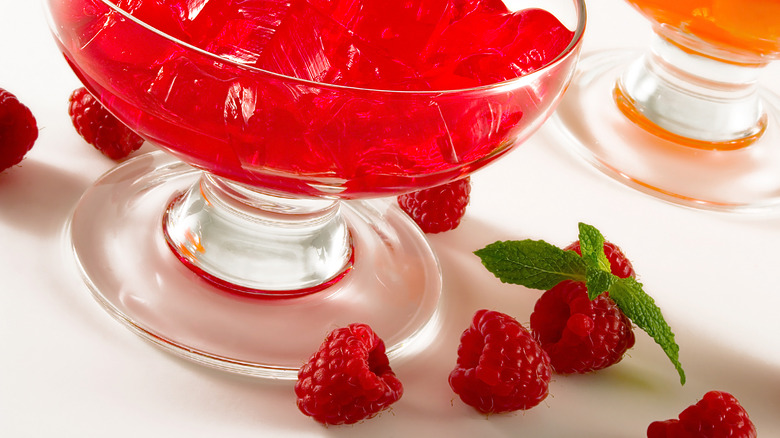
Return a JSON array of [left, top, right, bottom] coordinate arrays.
[[564, 240, 636, 279], [530, 280, 635, 374], [397, 176, 471, 234], [529, 240, 636, 375], [0, 88, 38, 172], [449, 309, 552, 414], [295, 323, 403, 425], [647, 391, 757, 438], [68, 87, 144, 160]]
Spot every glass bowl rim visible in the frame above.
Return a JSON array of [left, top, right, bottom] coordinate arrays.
[[92, 0, 587, 95]]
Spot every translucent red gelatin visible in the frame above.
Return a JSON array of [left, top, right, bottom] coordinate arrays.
[[254, 0, 428, 90], [49, 0, 576, 197], [423, 8, 577, 88]]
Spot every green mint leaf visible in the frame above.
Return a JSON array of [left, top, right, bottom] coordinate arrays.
[[608, 276, 686, 385], [578, 223, 616, 299], [577, 222, 611, 273], [474, 240, 587, 290], [475, 223, 686, 386], [585, 267, 615, 299]]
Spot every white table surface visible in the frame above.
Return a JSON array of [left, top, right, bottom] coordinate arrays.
[[2, 1, 779, 436]]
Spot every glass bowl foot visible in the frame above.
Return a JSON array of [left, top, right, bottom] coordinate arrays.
[[554, 49, 780, 213], [69, 152, 442, 379]]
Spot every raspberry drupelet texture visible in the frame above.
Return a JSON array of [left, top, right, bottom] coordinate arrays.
[[295, 323, 403, 425], [647, 390, 757, 438], [397, 176, 471, 234], [68, 87, 144, 160], [530, 241, 636, 374], [0, 88, 38, 172], [449, 309, 552, 414], [530, 280, 635, 374]]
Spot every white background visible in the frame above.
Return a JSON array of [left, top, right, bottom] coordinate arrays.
[[2, 1, 779, 436]]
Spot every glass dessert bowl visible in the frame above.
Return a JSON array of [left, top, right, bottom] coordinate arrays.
[[554, 0, 780, 212], [45, 0, 586, 378]]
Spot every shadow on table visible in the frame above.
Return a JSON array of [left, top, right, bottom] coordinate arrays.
[[0, 158, 89, 237]]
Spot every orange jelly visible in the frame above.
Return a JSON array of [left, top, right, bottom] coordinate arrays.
[[625, 0, 780, 60]]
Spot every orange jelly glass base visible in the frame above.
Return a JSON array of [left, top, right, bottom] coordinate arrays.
[[554, 0, 780, 212]]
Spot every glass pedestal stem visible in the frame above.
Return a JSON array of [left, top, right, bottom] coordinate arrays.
[[553, 45, 780, 211], [615, 32, 767, 149], [163, 173, 353, 296]]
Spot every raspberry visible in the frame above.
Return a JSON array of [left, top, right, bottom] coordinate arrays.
[[564, 240, 636, 279], [0, 88, 38, 172], [530, 240, 636, 375], [530, 280, 635, 374], [397, 176, 471, 233], [68, 87, 144, 160], [449, 309, 552, 414], [647, 391, 757, 438], [295, 323, 403, 425]]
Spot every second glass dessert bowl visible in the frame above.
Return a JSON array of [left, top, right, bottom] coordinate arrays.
[[45, 0, 585, 378], [555, 0, 780, 212]]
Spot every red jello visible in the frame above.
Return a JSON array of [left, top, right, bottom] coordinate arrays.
[[114, 0, 193, 41], [307, 0, 452, 68], [423, 8, 575, 87], [200, 0, 294, 63], [111, 0, 572, 90], [49, 0, 578, 197], [254, 0, 427, 90]]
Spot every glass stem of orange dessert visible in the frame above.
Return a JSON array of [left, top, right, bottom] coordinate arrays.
[[614, 32, 767, 150]]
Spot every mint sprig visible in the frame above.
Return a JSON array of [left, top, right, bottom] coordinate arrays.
[[474, 222, 686, 385]]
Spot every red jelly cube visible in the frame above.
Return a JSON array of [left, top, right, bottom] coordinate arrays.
[[434, 92, 524, 163], [496, 8, 574, 73], [255, 0, 426, 89], [303, 93, 452, 184], [60, 0, 187, 82], [307, 0, 453, 68], [446, 0, 508, 21], [226, 84, 326, 179], [423, 8, 574, 86], [196, 0, 293, 63], [254, 1, 337, 81], [115, 0, 193, 41]]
